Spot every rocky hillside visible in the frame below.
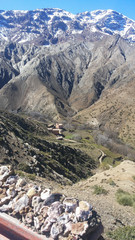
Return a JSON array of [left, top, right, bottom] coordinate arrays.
[[0, 110, 96, 184]]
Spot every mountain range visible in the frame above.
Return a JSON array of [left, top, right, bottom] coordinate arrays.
[[0, 8, 135, 149], [0, 8, 135, 46]]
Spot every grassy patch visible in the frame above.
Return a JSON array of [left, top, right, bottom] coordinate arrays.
[[15, 170, 25, 178], [64, 134, 74, 139], [132, 175, 135, 181], [107, 226, 135, 240], [93, 185, 108, 195], [107, 178, 116, 186], [116, 189, 135, 207], [15, 170, 36, 180], [26, 173, 36, 181], [100, 162, 110, 170], [18, 163, 32, 173]]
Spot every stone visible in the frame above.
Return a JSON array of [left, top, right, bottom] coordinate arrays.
[[40, 189, 51, 200], [34, 216, 44, 230], [12, 194, 29, 213], [48, 201, 64, 217], [63, 197, 79, 213], [43, 193, 63, 206], [57, 213, 70, 225], [41, 219, 53, 233], [16, 178, 27, 188], [0, 201, 12, 212], [34, 202, 43, 215], [0, 166, 10, 182], [39, 206, 49, 219], [75, 201, 92, 222], [0, 166, 9, 175], [0, 165, 103, 239], [5, 175, 18, 186], [34, 216, 40, 230], [6, 187, 17, 198], [71, 221, 89, 236], [32, 196, 41, 208], [50, 222, 64, 239], [0, 196, 11, 206], [25, 211, 34, 225], [63, 222, 72, 237], [0, 188, 7, 200], [27, 186, 38, 198], [19, 206, 31, 215]]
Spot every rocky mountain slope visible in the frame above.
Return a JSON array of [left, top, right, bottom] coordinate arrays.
[[0, 8, 135, 46], [0, 33, 135, 148]]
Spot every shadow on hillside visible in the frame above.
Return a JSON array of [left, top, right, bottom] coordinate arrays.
[[98, 236, 105, 240]]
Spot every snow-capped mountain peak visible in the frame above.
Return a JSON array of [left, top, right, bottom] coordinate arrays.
[[0, 8, 134, 46]]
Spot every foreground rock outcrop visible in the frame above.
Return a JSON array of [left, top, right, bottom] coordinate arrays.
[[0, 165, 103, 239], [60, 160, 135, 239]]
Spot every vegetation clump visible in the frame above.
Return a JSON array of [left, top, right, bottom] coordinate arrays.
[[132, 175, 135, 181], [107, 226, 135, 240], [116, 189, 135, 207], [93, 185, 108, 195], [107, 178, 116, 186]]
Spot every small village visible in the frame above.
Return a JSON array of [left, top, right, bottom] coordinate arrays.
[[47, 123, 64, 140]]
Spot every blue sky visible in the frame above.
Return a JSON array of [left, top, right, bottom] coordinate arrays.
[[0, 0, 135, 20]]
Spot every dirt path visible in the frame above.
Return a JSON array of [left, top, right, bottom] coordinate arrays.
[[98, 149, 106, 164]]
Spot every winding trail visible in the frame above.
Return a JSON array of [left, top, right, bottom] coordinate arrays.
[[98, 149, 106, 164]]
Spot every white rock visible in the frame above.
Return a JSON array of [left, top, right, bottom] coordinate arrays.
[[40, 189, 51, 200], [48, 201, 64, 217], [32, 196, 41, 207], [50, 222, 64, 239], [5, 175, 18, 185], [57, 213, 70, 225], [16, 178, 27, 188], [75, 201, 92, 222], [12, 194, 29, 213], [0, 166, 10, 181], [63, 197, 79, 213], [0, 196, 11, 205], [6, 188, 16, 198]]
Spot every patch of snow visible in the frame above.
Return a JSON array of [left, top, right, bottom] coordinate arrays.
[[0, 34, 8, 41], [72, 30, 83, 34], [12, 10, 28, 16], [55, 29, 64, 37], [90, 26, 98, 32]]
